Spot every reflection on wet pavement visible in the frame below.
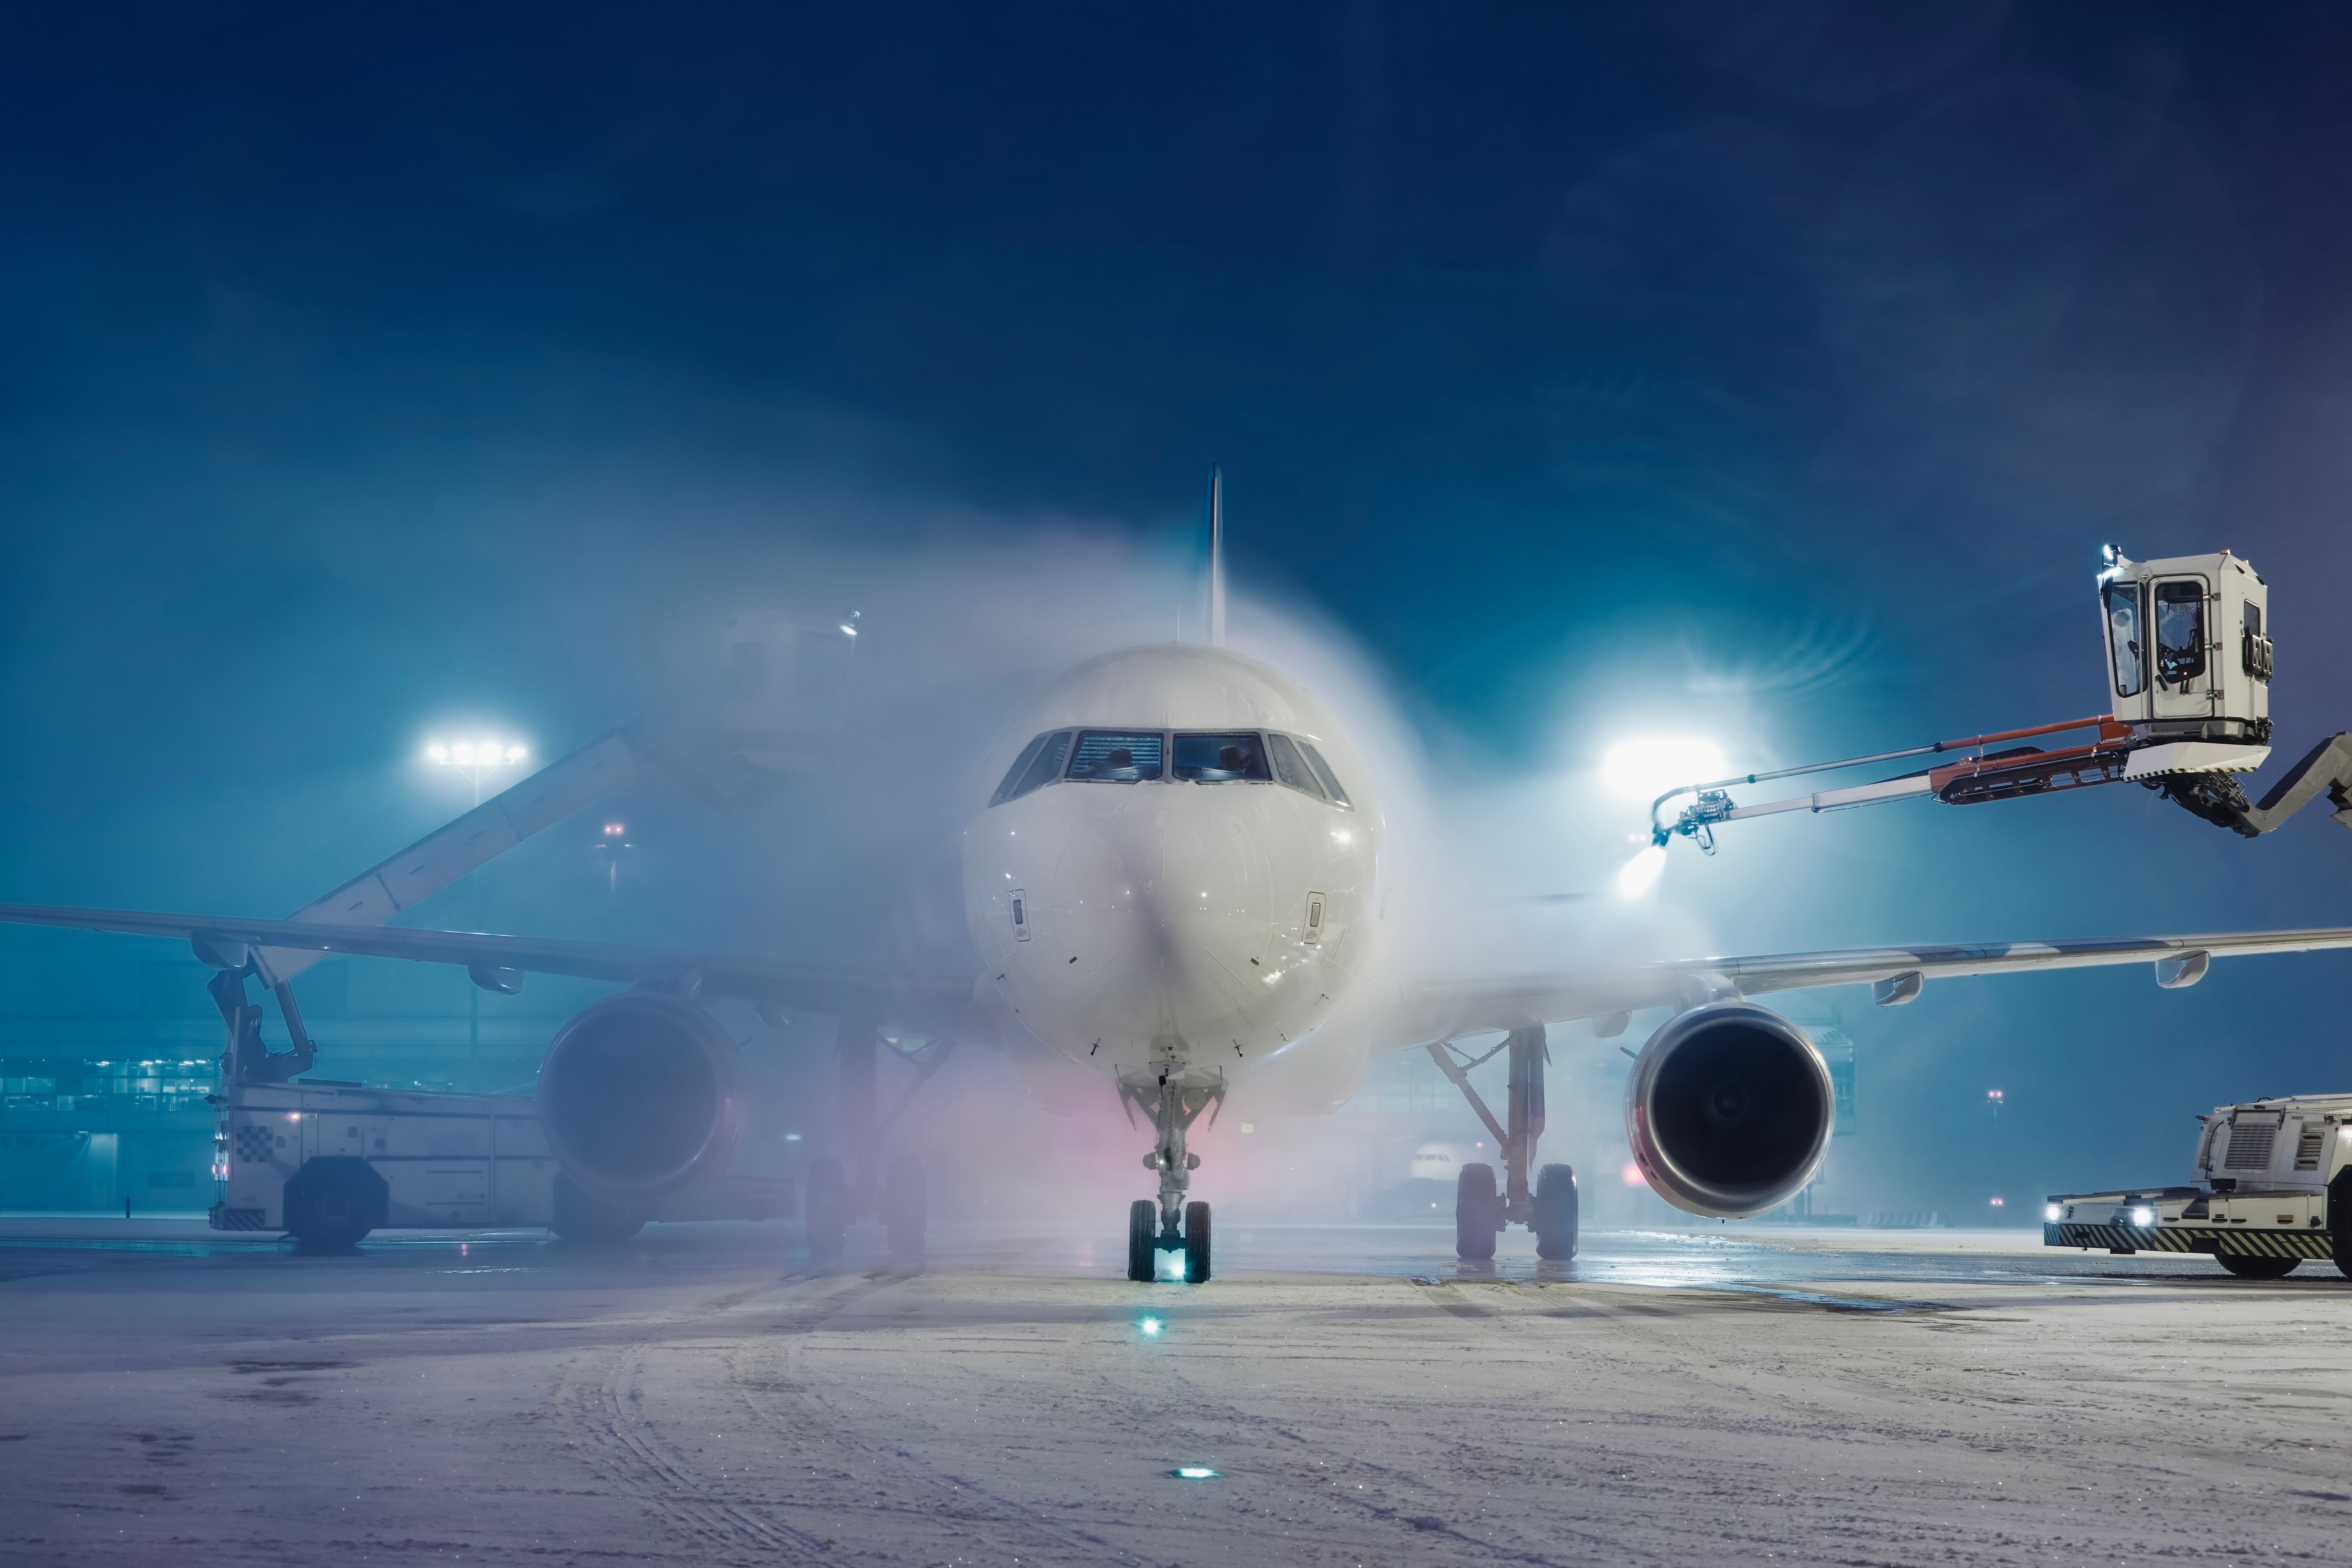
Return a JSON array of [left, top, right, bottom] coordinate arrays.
[[4, 1216, 2334, 1294]]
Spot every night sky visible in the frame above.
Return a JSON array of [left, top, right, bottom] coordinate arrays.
[[6, 4, 2352, 1210]]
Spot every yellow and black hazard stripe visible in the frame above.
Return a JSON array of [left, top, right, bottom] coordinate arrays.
[[2045, 1222, 2334, 1259]]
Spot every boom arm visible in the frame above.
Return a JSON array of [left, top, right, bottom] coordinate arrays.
[[2154, 732, 2352, 840]]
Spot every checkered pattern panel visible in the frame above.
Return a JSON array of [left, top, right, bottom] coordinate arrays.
[[234, 1124, 275, 1163]]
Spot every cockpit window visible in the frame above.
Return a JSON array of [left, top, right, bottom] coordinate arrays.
[[1172, 732, 1270, 782], [1297, 740, 1352, 808], [1265, 733, 1325, 799], [1067, 730, 1164, 781], [989, 730, 1073, 807]]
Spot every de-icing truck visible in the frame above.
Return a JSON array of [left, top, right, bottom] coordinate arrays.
[[2044, 1093, 2352, 1279]]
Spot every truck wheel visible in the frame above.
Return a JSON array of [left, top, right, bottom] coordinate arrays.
[[2331, 1171, 2352, 1281], [1455, 1163, 1499, 1261], [283, 1156, 387, 1249], [1533, 1163, 1579, 1261], [2217, 1252, 2299, 1279]]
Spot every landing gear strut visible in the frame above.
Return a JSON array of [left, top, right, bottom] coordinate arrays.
[[804, 1019, 954, 1265], [1118, 1063, 1224, 1283], [1427, 1026, 1577, 1262]]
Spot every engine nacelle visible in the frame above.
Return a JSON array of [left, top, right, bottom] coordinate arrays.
[[1623, 1001, 1834, 1218], [537, 992, 747, 1207]]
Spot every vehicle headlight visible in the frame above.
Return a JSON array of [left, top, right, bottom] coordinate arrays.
[[2044, 1202, 2064, 1224], [2130, 1205, 2156, 1228]]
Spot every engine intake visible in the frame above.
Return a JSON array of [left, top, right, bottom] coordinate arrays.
[[537, 992, 746, 1206], [1624, 1001, 1833, 1218]]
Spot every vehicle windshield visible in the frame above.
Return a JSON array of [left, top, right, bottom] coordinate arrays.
[[1067, 730, 1164, 781], [1172, 732, 1269, 782], [2154, 580, 2206, 685], [2104, 581, 2144, 698]]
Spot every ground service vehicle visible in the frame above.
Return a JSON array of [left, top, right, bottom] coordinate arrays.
[[2044, 1093, 2352, 1279], [211, 1073, 793, 1247], [1654, 547, 2352, 850]]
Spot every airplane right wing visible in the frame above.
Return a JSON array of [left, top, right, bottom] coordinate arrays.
[[1393, 924, 2352, 1044]]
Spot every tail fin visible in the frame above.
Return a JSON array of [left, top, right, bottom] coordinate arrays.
[[1206, 463, 1226, 647]]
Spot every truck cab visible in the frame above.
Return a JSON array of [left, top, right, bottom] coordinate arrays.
[[2045, 1092, 2352, 1279]]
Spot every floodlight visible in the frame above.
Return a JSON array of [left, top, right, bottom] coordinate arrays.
[[1602, 737, 1727, 802]]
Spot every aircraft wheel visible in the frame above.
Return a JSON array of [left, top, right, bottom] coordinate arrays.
[[1127, 1199, 1156, 1281], [1454, 1163, 1499, 1261], [1533, 1163, 1579, 1261], [883, 1158, 926, 1259], [1182, 1200, 1212, 1284], [2217, 1251, 2299, 1279], [805, 1157, 850, 1263]]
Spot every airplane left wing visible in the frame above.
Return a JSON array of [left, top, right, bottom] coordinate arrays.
[[0, 903, 983, 1037], [1394, 924, 2352, 1043]]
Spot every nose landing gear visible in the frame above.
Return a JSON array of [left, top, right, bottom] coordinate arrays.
[[1119, 1064, 1225, 1283]]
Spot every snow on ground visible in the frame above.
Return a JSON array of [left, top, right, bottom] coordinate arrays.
[[2, 1219, 2347, 1565]]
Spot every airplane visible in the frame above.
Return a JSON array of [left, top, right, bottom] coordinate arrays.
[[7, 476, 2352, 1280]]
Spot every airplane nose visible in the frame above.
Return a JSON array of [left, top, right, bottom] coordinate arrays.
[[1052, 801, 1273, 934], [1044, 796, 1284, 1052]]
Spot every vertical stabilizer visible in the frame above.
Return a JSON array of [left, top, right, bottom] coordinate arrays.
[[1206, 464, 1226, 647]]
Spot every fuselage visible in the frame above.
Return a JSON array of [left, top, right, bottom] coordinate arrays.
[[961, 644, 1380, 1078]]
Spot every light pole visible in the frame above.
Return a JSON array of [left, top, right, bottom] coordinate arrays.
[[424, 737, 530, 807], [424, 735, 530, 1079]]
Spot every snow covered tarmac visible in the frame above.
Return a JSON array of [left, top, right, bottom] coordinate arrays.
[[3, 1219, 2348, 1565]]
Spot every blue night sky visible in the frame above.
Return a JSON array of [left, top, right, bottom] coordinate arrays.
[[5, 4, 2352, 1210]]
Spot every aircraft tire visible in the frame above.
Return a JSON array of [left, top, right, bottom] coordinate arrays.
[[2217, 1251, 2299, 1279], [1455, 1163, 1499, 1261], [1127, 1200, 1156, 1281], [1533, 1163, 1579, 1261], [883, 1158, 926, 1259], [1183, 1200, 1212, 1284], [805, 1157, 850, 1263]]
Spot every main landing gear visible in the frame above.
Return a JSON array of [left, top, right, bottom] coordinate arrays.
[[1426, 1026, 1578, 1263], [803, 1018, 956, 1266], [1119, 1063, 1225, 1283]]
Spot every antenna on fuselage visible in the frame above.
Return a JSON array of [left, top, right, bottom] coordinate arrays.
[[1205, 463, 1226, 647]]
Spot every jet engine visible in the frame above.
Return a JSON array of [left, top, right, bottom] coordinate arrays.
[[537, 992, 747, 1206], [1623, 1001, 1834, 1218]]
